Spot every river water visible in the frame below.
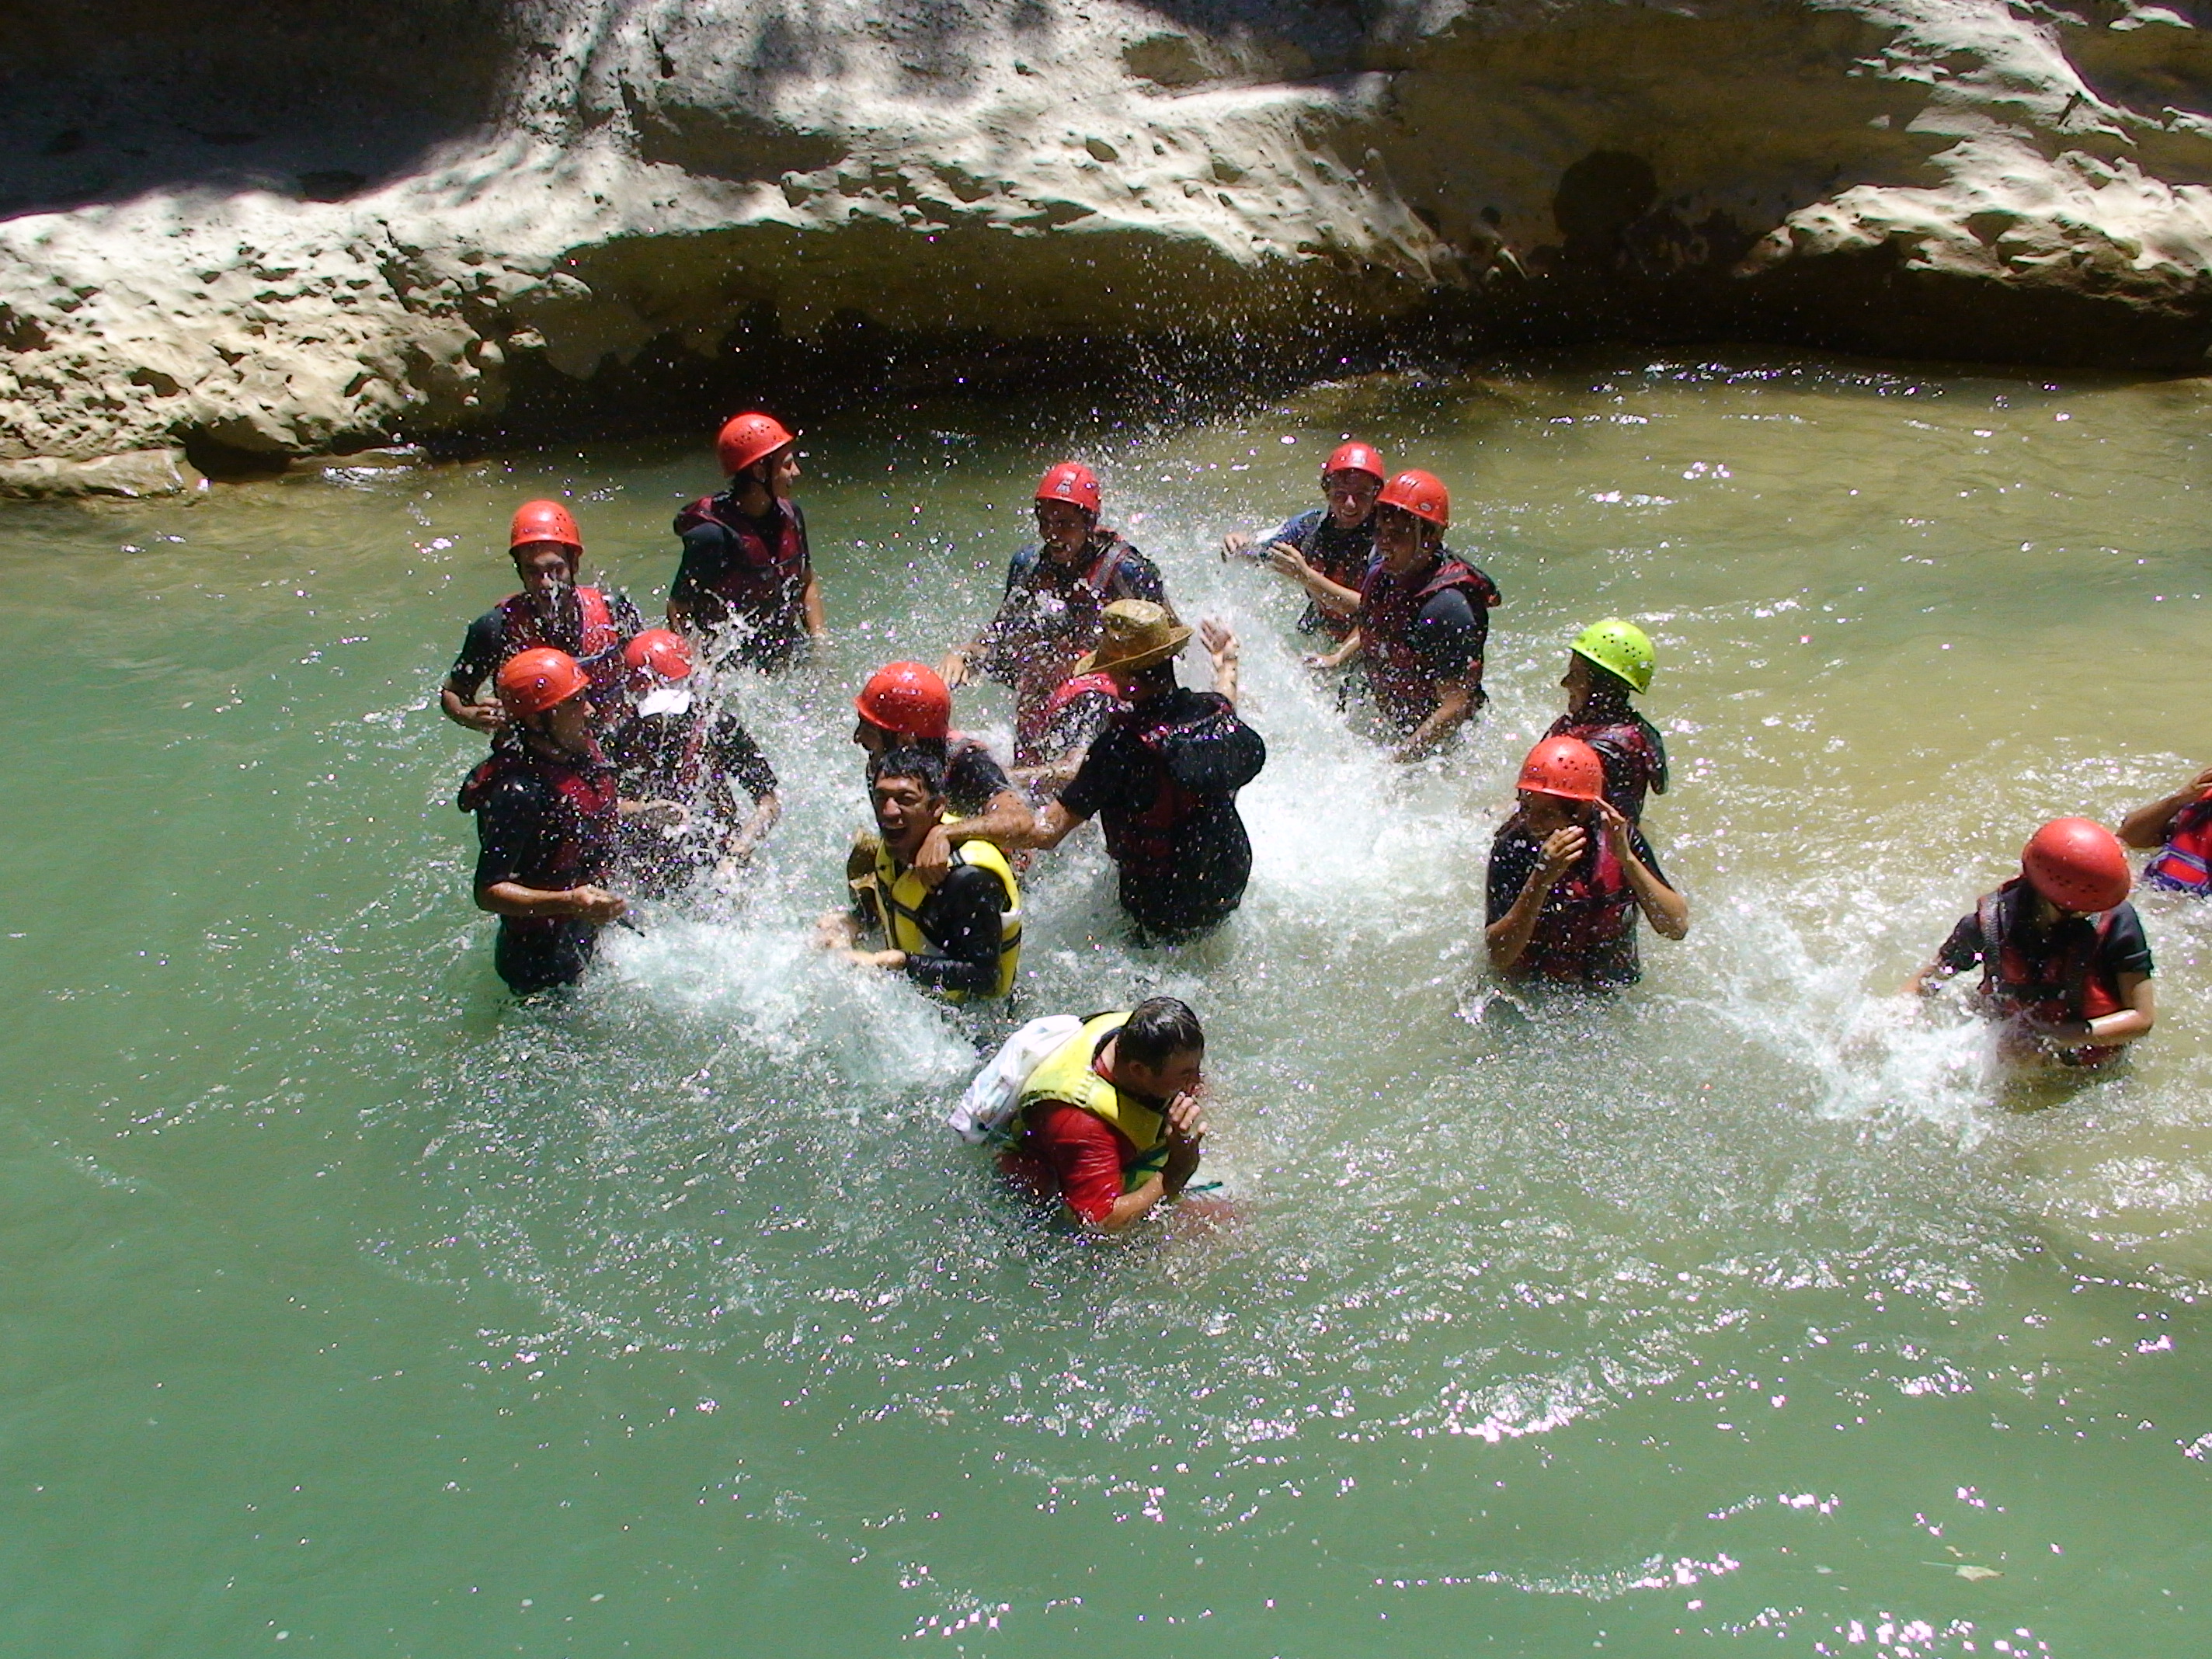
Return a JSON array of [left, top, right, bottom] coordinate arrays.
[[4, 351, 2210, 1656]]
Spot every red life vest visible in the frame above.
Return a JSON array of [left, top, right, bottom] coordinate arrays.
[[496, 586, 623, 689], [1045, 671, 1122, 720], [1546, 711, 1668, 821], [1516, 826, 1638, 983], [457, 746, 617, 892], [675, 495, 812, 643], [1975, 880, 2126, 1065], [2144, 793, 2212, 893], [1357, 555, 1499, 729]]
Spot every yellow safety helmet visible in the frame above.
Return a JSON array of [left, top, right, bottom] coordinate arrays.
[[1570, 618, 1655, 694]]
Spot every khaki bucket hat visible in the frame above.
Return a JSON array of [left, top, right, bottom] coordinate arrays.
[[1075, 600, 1192, 675]]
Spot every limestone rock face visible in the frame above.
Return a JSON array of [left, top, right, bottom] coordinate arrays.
[[5, 0, 2212, 482]]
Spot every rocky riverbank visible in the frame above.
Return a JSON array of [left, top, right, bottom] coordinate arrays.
[[5, 0, 2212, 492]]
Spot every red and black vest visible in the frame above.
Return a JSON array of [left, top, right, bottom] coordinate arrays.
[[1547, 712, 1668, 822], [1100, 696, 1241, 875], [607, 708, 709, 804], [676, 495, 812, 643], [458, 746, 617, 896], [1357, 555, 1499, 729], [1518, 830, 1638, 983], [1975, 879, 2126, 1063], [496, 586, 623, 689], [2144, 794, 2212, 894]]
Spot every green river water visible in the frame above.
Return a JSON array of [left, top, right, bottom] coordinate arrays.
[[4, 351, 2210, 1657]]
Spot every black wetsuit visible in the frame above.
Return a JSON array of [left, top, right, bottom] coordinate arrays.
[[873, 861, 1009, 997], [463, 750, 618, 994], [608, 703, 778, 894], [1265, 506, 1375, 635]]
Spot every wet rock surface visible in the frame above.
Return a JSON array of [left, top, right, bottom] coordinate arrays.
[[5, 0, 2212, 481]]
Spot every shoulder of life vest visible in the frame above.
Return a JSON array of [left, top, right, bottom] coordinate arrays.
[[868, 838, 1023, 1003], [1014, 1010, 1169, 1155], [2147, 793, 2212, 890], [1420, 556, 1499, 608]]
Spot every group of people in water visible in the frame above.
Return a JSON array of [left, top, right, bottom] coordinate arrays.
[[436, 409, 2203, 1230]]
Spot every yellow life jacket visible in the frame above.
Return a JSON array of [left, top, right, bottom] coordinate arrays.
[[867, 836, 1022, 1003], [1014, 1010, 1172, 1188]]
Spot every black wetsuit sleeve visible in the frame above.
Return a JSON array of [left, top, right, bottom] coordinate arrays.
[[1935, 910, 1988, 975], [1163, 696, 1265, 793], [473, 774, 552, 892], [1058, 729, 1132, 819], [708, 716, 779, 802], [900, 864, 1003, 995], [1411, 588, 1485, 682], [1268, 508, 1323, 548], [945, 743, 1012, 817], [449, 610, 507, 692], [669, 523, 730, 605], [2100, 905, 2155, 978], [1628, 826, 1668, 886], [1486, 829, 1538, 927]]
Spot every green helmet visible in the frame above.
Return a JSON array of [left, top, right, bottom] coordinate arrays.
[[1570, 618, 1655, 694]]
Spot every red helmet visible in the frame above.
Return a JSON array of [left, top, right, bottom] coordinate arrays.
[[509, 499, 581, 552], [497, 648, 590, 718], [855, 662, 952, 741], [716, 411, 797, 476], [1323, 441, 1386, 484], [1376, 468, 1449, 528], [1035, 461, 1101, 517], [623, 628, 694, 682], [1516, 736, 1605, 802], [2022, 817, 2131, 913]]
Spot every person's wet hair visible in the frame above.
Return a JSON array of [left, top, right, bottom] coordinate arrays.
[[1119, 996, 1204, 1069], [868, 744, 947, 798]]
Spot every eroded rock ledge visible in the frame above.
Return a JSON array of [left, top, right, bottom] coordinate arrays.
[[5, 0, 2212, 489]]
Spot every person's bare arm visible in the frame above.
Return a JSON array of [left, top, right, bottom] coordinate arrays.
[[1010, 798, 1089, 853], [1264, 543, 1362, 616], [2026, 972, 2155, 1049], [1304, 628, 1363, 670], [1200, 619, 1240, 708], [1485, 826, 1583, 972], [913, 790, 1036, 886], [1601, 801, 1689, 940], [477, 881, 626, 923], [2119, 766, 2212, 848], [1081, 1093, 1205, 1233], [1394, 678, 1473, 763], [440, 672, 506, 734], [802, 571, 827, 641]]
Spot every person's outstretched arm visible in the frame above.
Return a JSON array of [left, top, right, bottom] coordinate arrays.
[[2120, 766, 2212, 848]]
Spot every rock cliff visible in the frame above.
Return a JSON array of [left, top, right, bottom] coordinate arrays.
[[5, 0, 2212, 489]]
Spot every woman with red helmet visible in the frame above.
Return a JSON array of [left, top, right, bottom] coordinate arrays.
[[1309, 468, 1501, 762], [1485, 736, 1689, 986], [606, 629, 782, 896], [1219, 440, 1386, 641], [439, 499, 644, 733], [1908, 817, 2155, 1067], [666, 411, 826, 669], [849, 662, 1034, 882], [456, 648, 629, 993], [941, 461, 1168, 766]]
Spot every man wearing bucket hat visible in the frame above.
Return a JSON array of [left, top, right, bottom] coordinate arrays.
[[607, 629, 781, 895], [1311, 468, 1500, 762], [1547, 619, 1668, 823], [666, 410, 826, 669], [440, 499, 644, 733], [1486, 736, 1689, 986], [1220, 439, 1386, 640], [457, 648, 628, 993], [1016, 601, 1265, 941], [1907, 817, 2155, 1067], [941, 461, 1167, 765]]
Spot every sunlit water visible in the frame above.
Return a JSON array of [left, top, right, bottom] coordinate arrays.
[[4, 352, 2211, 1656]]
